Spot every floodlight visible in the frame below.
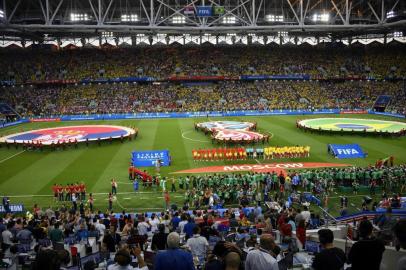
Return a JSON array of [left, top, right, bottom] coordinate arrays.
[[222, 16, 236, 24], [121, 14, 139, 22], [266, 14, 283, 22], [172, 16, 186, 24]]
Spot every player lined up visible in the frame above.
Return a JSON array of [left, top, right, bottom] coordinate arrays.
[[264, 146, 310, 159], [51, 183, 87, 202], [192, 148, 247, 161], [191, 146, 310, 161]]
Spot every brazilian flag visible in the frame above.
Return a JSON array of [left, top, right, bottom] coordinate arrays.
[[214, 6, 225, 15]]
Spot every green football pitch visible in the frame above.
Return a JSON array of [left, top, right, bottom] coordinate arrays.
[[0, 114, 405, 216]]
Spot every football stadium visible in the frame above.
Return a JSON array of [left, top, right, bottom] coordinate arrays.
[[0, 0, 406, 269]]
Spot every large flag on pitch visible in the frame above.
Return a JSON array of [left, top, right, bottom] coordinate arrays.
[[328, 144, 366, 159]]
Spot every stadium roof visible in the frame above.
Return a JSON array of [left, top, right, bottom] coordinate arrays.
[[0, 0, 405, 46]]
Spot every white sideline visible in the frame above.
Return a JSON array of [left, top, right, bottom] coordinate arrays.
[[0, 150, 26, 164]]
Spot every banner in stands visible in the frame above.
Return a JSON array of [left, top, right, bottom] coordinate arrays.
[[30, 118, 61, 122], [0, 204, 24, 213], [328, 144, 366, 159], [240, 75, 311, 80], [340, 110, 368, 114], [167, 75, 237, 81], [132, 150, 171, 167], [53, 109, 340, 121], [80, 76, 155, 84], [196, 6, 212, 16], [0, 119, 29, 129], [369, 111, 406, 119]]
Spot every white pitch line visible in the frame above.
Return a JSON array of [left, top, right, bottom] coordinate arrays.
[[0, 150, 26, 164], [115, 197, 126, 210], [330, 194, 372, 199], [5, 191, 160, 198], [116, 182, 135, 185], [254, 159, 261, 164], [181, 130, 209, 143]]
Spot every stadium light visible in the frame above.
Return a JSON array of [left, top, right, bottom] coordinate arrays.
[[102, 32, 113, 38], [278, 31, 288, 37], [266, 14, 283, 22], [386, 11, 396, 19], [0, 9, 4, 19], [121, 14, 139, 22], [394, 31, 403, 37], [70, 13, 89, 22], [172, 16, 186, 24], [312, 13, 329, 22], [222, 16, 236, 24]]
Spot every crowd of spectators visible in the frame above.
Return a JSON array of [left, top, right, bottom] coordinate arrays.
[[0, 45, 405, 82], [1, 81, 405, 117], [1, 199, 406, 269], [1, 164, 406, 269]]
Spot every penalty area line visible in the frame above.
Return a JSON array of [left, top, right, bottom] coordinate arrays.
[[0, 150, 26, 164]]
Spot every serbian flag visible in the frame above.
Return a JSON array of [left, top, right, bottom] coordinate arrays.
[[184, 5, 194, 15]]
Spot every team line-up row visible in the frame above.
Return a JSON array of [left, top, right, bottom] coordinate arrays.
[[191, 146, 311, 160]]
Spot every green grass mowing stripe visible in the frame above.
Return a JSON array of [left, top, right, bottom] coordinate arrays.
[[0, 151, 50, 182], [91, 119, 159, 193], [0, 149, 86, 195], [89, 142, 138, 193], [48, 143, 128, 195], [177, 118, 212, 168]]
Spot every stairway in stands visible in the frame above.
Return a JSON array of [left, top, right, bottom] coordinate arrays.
[[0, 102, 21, 120], [373, 95, 391, 112]]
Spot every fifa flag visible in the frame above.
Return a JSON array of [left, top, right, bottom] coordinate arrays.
[[184, 6, 194, 15], [328, 144, 366, 159], [197, 6, 212, 17], [214, 6, 225, 15]]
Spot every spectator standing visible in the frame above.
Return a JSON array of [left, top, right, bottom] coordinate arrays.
[[127, 229, 147, 251], [1, 222, 14, 254], [49, 222, 63, 242], [184, 217, 197, 239], [108, 246, 147, 270], [154, 232, 195, 270], [348, 219, 385, 270], [151, 224, 168, 251], [170, 212, 181, 231], [300, 206, 311, 224], [296, 219, 306, 249], [137, 217, 150, 237], [245, 234, 279, 270], [16, 223, 33, 244], [186, 226, 209, 263], [394, 219, 406, 270], [312, 229, 346, 270]]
